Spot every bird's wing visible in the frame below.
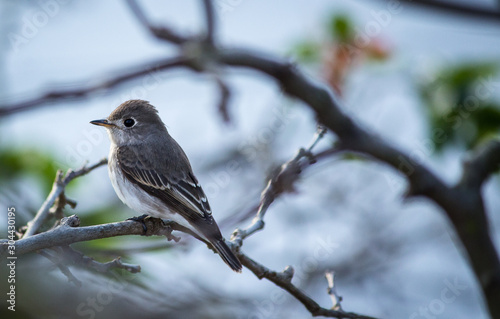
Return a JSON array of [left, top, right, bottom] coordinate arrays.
[[116, 145, 242, 272], [116, 146, 216, 229]]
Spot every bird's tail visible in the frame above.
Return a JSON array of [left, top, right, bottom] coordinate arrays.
[[213, 239, 242, 272]]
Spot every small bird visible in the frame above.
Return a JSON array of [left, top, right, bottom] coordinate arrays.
[[90, 100, 242, 272]]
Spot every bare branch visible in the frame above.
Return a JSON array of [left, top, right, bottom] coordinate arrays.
[[201, 0, 216, 44], [232, 126, 330, 242], [0, 57, 190, 118], [59, 246, 141, 273], [460, 139, 500, 189], [23, 159, 108, 238], [217, 48, 500, 317], [4, 0, 500, 316], [4, 211, 375, 318], [125, 0, 190, 44], [379, 0, 500, 21], [214, 75, 231, 123], [237, 253, 378, 319], [1, 215, 188, 258], [325, 271, 343, 311], [39, 249, 82, 287], [227, 124, 373, 318]]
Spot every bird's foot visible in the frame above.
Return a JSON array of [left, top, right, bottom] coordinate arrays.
[[127, 214, 150, 234], [160, 220, 181, 242]]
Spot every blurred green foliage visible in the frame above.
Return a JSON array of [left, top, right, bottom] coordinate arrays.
[[292, 41, 320, 63], [0, 147, 59, 193], [292, 13, 389, 64], [292, 13, 499, 154], [419, 62, 500, 151], [328, 14, 354, 43], [292, 14, 355, 63]]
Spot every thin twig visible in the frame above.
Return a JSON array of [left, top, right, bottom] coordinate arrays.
[[214, 75, 231, 123], [22, 159, 108, 238], [2, 0, 500, 316], [237, 253, 378, 319], [125, 0, 190, 44], [0, 57, 190, 117], [201, 0, 216, 44], [325, 271, 343, 311], [60, 246, 141, 273], [232, 126, 331, 242], [39, 249, 82, 287]]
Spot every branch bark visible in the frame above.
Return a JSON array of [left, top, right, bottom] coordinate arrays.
[[0, 57, 191, 117], [23, 159, 108, 238], [201, 0, 216, 45], [2, 214, 186, 258], [232, 126, 329, 242], [125, 0, 190, 44], [381, 0, 500, 21], [213, 47, 500, 317], [460, 140, 500, 189], [2, 0, 500, 317], [237, 253, 378, 319]]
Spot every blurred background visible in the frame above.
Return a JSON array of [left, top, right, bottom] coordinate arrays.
[[1, 0, 500, 318]]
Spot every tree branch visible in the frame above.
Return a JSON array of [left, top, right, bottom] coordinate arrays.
[[214, 75, 231, 123], [378, 0, 500, 21], [59, 245, 141, 273], [3, 0, 500, 317], [2, 214, 187, 258], [4, 210, 376, 319], [229, 127, 375, 318], [217, 46, 500, 317], [460, 139, 500, 189], [23, 159, 108, 238], [0, 57, 191, 117], [232, 126, 329, 242], [38, 249, 82, 287], [201, 0, 216, 45], [237, 253, 378, 319], [325, 271, 343, 311], [125, 0, 190, 44]]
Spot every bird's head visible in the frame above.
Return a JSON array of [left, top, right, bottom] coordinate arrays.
[[90, 99, 167, 146]]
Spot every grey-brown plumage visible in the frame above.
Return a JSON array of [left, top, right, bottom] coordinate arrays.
[[90, 100, 242, 272]]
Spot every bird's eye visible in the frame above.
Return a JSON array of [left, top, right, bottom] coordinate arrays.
[[124, 119, 135, 127]]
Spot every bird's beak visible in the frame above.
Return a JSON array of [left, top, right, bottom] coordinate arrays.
[[90, 119, 114, 127]]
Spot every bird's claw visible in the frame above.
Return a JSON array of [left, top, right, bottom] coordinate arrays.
[[127, 214, 149, 234]]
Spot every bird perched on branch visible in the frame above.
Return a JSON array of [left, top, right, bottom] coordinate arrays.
[[90, 99, 242, 272]]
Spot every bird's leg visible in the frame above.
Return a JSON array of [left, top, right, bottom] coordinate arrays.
[[160, 220, 181, 242], [127, 214, 150, 234]]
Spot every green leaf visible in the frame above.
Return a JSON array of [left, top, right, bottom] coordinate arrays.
[[328, 14, 354, 43], [418, 62, 500, 151], [291, 41, 320, 63]]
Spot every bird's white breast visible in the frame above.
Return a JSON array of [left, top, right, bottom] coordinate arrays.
[[107, 147, 195, 231]]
